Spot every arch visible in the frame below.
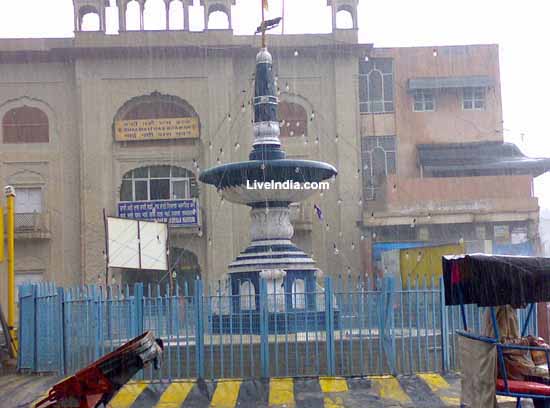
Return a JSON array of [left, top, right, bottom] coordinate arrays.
[[168, 0, 184, 30], [279, 100, 307, 138], [78, 5, 101, 31], [239, 280, 256, 311], [170, 247, 201, 293], [125, 0, 141, 30], [120, 165, 199, 202], [207, 8, 229, 29], [292, 278, 306, 309], [7, 169, 46, 186], [144, 0, 167, 30], [2, 106, 49, 144], [114, 92, 201, 141], [335, 8, 353, 29], [81, 12, 101, 31], [115, 92, 199, 122]]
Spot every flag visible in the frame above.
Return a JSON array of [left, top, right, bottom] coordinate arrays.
[[263, 0, 269, 10], [313, 204, 323, 220]]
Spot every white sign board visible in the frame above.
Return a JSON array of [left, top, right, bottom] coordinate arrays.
[[139, 220, 168, 271], [107, 217, 168, 271]]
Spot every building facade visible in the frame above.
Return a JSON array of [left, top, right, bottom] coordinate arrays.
[[0, 0, 547, 309]]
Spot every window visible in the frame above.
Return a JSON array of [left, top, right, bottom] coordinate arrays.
[[463, 87, 486, 110], [413, 89, 435, 112], [279, 101, 307, 137], [120, 165, 197, 202], [15, 188, 43, 230], [2, 106, 49, 143], [15, 188, 43, 214], [292, 279, 306, 309], [359, 59, 394, 113], [240, 280, 255, 311], [361, 136, 397, 200]]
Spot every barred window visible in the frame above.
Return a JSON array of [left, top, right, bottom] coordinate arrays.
[[463, 87, 486, 110], [120, 165, 198, 202], [361, 136, 397, 200], [359, 59, 394, 113], [413, 89, 435, 112]]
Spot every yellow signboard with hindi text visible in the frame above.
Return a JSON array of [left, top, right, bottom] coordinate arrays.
[[115, 117, 200, 142]]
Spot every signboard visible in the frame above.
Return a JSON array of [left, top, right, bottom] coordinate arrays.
[[107, 217, 168, 271], [511, 226, 528, 244], [115, 117, 200, 141], [494, 225, 510, 244], [118, 199, 200, 227]]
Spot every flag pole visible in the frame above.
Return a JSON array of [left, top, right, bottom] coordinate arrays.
[[261, 0, 266, 48], [281, 0, 285, 34]]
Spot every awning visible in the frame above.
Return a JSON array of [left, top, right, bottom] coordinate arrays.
[[442, 254, 550, 307], [408, 75, 494, 92], [417, 141, 550, 177]]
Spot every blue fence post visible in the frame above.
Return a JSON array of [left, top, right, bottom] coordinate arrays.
[[135, 283, 144, 336], [380, 277, 396, 375], [439, 276, 449, 372], [195, 279, 205, 379], [57, 287, 66, 376], [324, 276, 335, 376], [259, 278, 269, 378], [32, 284, 38, 372]]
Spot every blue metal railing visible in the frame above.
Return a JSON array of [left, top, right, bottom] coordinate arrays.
[[17, 275, 540, 379]]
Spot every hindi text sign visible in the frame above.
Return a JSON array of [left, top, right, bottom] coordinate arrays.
[[115, 117, 199, 141]]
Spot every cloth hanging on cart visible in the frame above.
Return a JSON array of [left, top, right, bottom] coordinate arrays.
[[459, 334, 498, 408]]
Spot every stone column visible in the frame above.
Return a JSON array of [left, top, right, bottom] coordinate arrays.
[[117, 0, 127, 31], [183, 2, 189, 30], [164, 0, 170, 29], [138, 0, 145, 30]]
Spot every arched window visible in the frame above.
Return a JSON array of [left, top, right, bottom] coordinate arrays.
[[292, 278, 306, 309], [144, 0, 167, 30], [81, 12, 100, 31], [361, 136, 397, 200], [2, 106, 49, 143], [168, 0, 184, 30], [359, 59, 394, 113], [78, 5, 100, 31], [279, 101, 307, 138], [240, 280, 255, 311], [126, 0, 141, 30], [336, 9, 353, 29], [117, 93, 198, 121], [207, 10, 229, 29], [120, 165, 198, 202]]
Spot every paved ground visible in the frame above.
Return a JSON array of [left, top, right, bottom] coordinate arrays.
[[0, 373, 534, 407]]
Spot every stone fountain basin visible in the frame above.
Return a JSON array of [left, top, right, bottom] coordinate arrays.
[[199, 159, 337, 205]]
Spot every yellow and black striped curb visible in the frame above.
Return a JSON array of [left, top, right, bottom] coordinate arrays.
[[28, 373, 460, 408], [0, 373, 522, 407]]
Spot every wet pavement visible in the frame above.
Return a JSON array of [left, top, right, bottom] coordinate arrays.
[[0, 372, 536, 407]]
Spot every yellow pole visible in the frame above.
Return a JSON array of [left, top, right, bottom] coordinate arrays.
[[5, 186, 16, 344]]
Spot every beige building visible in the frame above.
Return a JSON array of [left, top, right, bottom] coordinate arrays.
[[0, 0, 547, 308]]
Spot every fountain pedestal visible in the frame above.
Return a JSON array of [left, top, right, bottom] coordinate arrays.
[[199, 47, 337, 334]]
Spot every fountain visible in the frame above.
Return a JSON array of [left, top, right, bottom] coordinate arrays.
[[199, 22, 338, 333]]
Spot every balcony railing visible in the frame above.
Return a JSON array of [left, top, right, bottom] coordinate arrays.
[[14, 212, 50, 237]]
